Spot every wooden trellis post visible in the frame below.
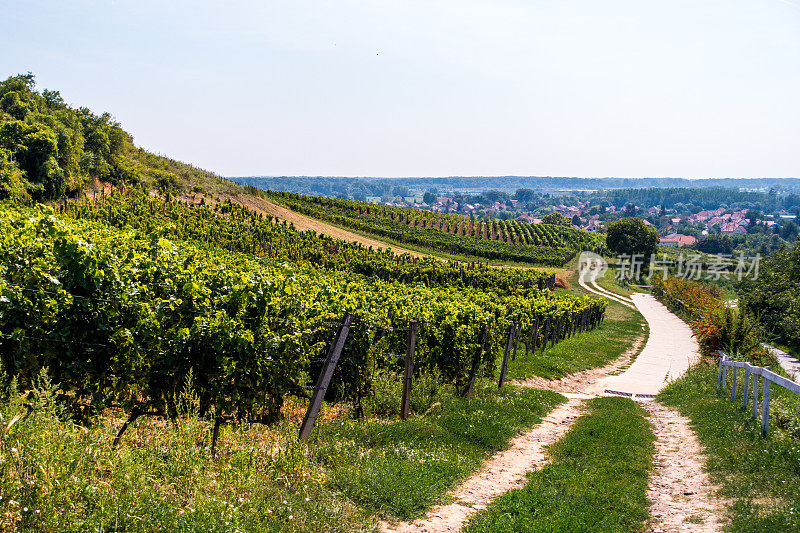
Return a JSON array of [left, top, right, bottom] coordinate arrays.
[[463, 326, 488, 399], [299, 312, 353, 442], [527, 318, 539, 356], [541, 318, 550, 353], [498, 325, 515, 388], [400, 321, 418, 420]]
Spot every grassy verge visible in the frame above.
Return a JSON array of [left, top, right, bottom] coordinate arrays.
[[658, 363, 800, 531], [505, 298, 646, 381], [594, 261, 642, 298], [311, 383, 564, 521], [464, 396, 655, 532], [0, 376, 563, 530]]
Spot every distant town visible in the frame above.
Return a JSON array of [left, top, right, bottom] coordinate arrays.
[[365, 188, 800, 254]]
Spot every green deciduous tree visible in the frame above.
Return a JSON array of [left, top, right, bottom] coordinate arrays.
[[606, 217, 659, 258], [541, 212, 570, 226]]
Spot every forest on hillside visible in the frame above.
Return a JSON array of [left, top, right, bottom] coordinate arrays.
[[0, 73, 233, 201]]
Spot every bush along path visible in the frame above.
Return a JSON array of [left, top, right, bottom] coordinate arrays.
[[576, 257, 636, 310]]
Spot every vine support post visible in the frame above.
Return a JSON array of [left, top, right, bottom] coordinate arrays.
[[299, 312, 353, 442], [512, 322, 521, 360], [526, 319, 538, 356], [541, 318, 550, 353], [112, 406, 142, 448], [498, 325, 514, 389], [400, 320, 418, 420], [463, 326, 488, 399], [211, 416, 223, 457]]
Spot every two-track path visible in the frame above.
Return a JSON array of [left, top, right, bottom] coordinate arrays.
[[251, 201, 724, 530], [381, 398, 586, 533], [382, 273, 725, 533], [579, 276, 726, 532]]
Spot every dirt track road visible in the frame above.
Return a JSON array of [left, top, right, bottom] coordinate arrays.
[[229, 194, 429, 258]]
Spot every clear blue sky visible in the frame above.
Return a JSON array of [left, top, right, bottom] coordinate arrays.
[[2, 0, 798, 178]]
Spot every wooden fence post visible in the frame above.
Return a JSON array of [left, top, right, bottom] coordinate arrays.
[[400, 321, 418, 420], [463, 326, 488, 399], [761, 378, 771, 437], [731, 367, 737, 402], [717, 356, 724, 392], [551, 317, 560, 347], [299, 312, 353, 442], [498, 325, 514, 388]]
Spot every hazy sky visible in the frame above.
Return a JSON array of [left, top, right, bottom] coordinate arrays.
[[2, 0, 799, 178]]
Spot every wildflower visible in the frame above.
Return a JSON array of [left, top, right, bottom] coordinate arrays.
[[289, 515, 294, 520]]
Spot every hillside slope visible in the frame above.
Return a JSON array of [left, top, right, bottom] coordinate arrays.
[[0, 73, 240, 200]]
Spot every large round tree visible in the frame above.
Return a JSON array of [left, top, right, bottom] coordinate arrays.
[[606, 217, 659, 258]]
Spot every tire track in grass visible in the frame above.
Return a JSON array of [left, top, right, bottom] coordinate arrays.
[[380, 398, 585, 533], [463, 397, 655, 533], [643, 401, 726, 533]]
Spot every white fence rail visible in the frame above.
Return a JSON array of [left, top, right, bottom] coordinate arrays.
[[717, 351, 800, 437]]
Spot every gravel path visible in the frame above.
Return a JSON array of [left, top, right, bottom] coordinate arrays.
[[382, 273, 724, 532], [764, 344, 800, 382], [576, 260, 637, 309], [643, 402, 726, 532]]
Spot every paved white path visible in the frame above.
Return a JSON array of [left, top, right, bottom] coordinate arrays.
[[384, 277, 717, 533], [600, 293, 701, 398], [765, 344, 800, 382], [577, 262, 637, 309]]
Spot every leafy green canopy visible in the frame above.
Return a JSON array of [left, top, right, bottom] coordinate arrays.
[[61, 187, 556, 293], [0, 204, 605, 423], [0, 73, 234, 201], [737, 239, 800, 351], [267, 191, 606, 266], [605, 217, 659, 258], [540, 212, 570, 226]]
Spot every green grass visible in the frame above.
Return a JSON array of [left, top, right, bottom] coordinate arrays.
[[594, 260, 642, 297], [0, 374, 564, 530], [464, 396, 655, 533], [310, 383, 564, 520], [658, 363, 800, 532], [504, 299, 647, 381]]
